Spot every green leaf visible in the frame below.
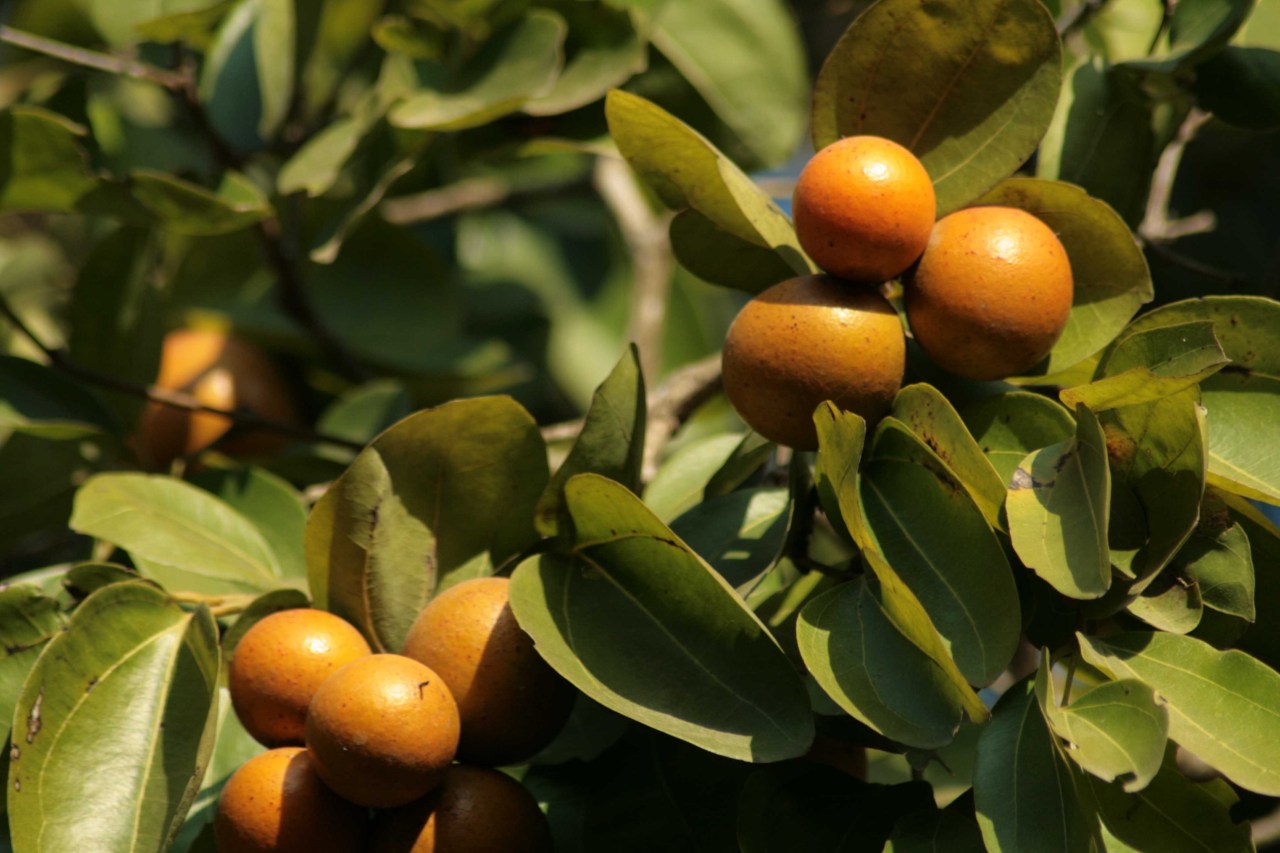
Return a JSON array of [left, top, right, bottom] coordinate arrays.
[[296, 0, 388, 122], [0, 587, 64, 738], [1126, 580, 1203, 634], [1061, 321, 1229, 412], [886, 808, 986, 853], [389, 11, 567, 130], [1125, 0, 1253, 72], [648, 0, 808, 169], [253, 0, 295, 138], [525, 1, 647, 116], [1080, 748, 1252, 853], [1181, 522, 1254, 621], [62, 564, 142, 600], [738, 766, 934, 853], [1037, 661, 1168, 792], [974, 683, 1098, 853], [1036, 59, 1155, 226], [1008, 405, 1111, 599], [961, 392, 1077, 486], [643, 433, 745, 522], [8, 582, 219, 852], [1103, 388, 1208, 587], [219, 588, 311, 655], [862, 420, 1020, 685], [1119, 296, 1280, 505], [0, 357, 118, 439], [70, 473, 283, 595], [796, 554, 988, 750], [314, 380, 413, 447], [669, 487, 790, 594], [890, 383, 1006, 529], [1080, 631, 1280, 795], [198, 0, 266, 151], [604, 90, 810, 272], [812, 0, 1062, 214], [0, 108, 98, 213], [1195, 47, 1280, 130], [129, 170, 271, 236], [703, 431, 774, 499], [813, 402, 869, 548], [306, 396, 547, 652], [668, 210, 799, 294], [537, 347, 646, 536], [189, 467, 309, 582], [83, 0, 224, 45], [975, 179, 1153, 377], [508, 474, 813, 763], [133, 1, 236, 49]]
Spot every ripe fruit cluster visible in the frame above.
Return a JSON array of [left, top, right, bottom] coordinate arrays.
[[216, 578, 568, 852], [722, 136, 1075, 449]]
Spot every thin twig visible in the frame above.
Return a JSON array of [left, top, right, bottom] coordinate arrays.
[[1251, 804, 1280, 848], [595, 156, 675, 388], [1140, 108, 1215, 243], [0, 291, 366, 452], [381, 177, 512, 225], [0, 25, 187, 89]]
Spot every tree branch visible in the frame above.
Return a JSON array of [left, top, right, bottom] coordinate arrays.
[[1140, 108, 1215, 243], [0, 26, 188, 90], [0, 290, 365, 452]]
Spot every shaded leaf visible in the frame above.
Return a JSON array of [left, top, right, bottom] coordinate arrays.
[[220, 588, 310, 655], [812, 0, 1062, 214], [0, 108, 98, 213], [1195, 47, 1280, 130], [796, 556, 988, 751], [70, 473, 282, 595], [886, 808, 986, 853], [129, 170, 271, 236], [1125, 0, 1253, 72], [389, 12, 566, 130], [189, 467, 308, 582], [1080, 631, 1280, 795], [1126, 579, 1203, 634], [1182, 522, 1254, 620], [509, 474, 813, 763], [668, 209, 798, 294], [0, 357, 117, 439], [703, 431, 774, 499], [525, 1, 647, 116], [1007, 405, 1111, 599], [0, 587, 64, 738], [8, 582, 219, 853], [669, 488, 790, 594], [961, 392, 1076, 486], [643, 433, 743, 523], [537, 347, 645, 536], [305, 396, 547, 651], [976, 178, 1153, 377]]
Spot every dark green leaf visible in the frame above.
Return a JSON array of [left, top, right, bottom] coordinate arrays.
[[62, 563, 141, 600], [812, 0, 1062, 214], [70, 473, 283, 595], [648, 0, 808, 169], [8, 582, 219, 852], [974, 683, 1098, 853], [220, 588, 311, 655], [605, 90, 810, 272], [129, 171, 272, 236], [389, 12, 567, 130], [0, 357, 118, 439], [796, 557, 988, 750], [862, 420, 1020, 685], [961, 392, 1076, 486], [886, 808, 985, 853], [253, 0, 295, 138], [537, 347, 645, 536], [975, 178, 1153, 377], [643, 433, 743, 522], [1182, 522, 1254, 620], [668, 210, 798, 294], [1126, 0, 1253, 72], [314, 380, 413, 447], [525, 1, 647, 116], [1195, 47, 1280, 130], [1080, 630, 1280, 795], [1008, 405, 1112, 599], [189, 467, 309, 581], [509, 474, 813, 763], [670, 488, 790, 593], [703, 431, 773, 499], [306, 396, 547, 652], [0, 108, 98, 214]]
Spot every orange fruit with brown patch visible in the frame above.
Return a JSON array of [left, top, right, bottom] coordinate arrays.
[[402, 578, 574, 767], [368, 765, 554, 853], [721, 274, 905, 450], [905, 206, 1074, 380], [134, 328, 298, 469], [306, 654, 460, 808], [214, 747, 366, 852], [228, 608, 372, 747], [792, 136, 936, 282]]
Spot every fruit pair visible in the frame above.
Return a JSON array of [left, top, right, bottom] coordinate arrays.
[[721, 136, 1074, 450]]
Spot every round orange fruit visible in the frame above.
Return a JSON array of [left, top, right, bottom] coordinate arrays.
[[402, 578, 574, 767], [721, 274, 905, 450], [134, 328, 297, 469], [792, 135, 936, 282], [368, 765, 554, 853], [904, 206, 1074, 380], [228, 608, 372, 747], [305, 654, 461, 809], [214, 747, 366, 852]]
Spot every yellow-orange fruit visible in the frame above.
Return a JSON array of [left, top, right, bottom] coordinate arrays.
[[402, 578, 574, 766], [228, 608, 372, 747], [306, 654, 460, 808], [368, 765, 554, 853], [905, 206, 1074, 380], [214, 747, 366, 852], [792, 136, 937, 282], [721, 275, 905, 450], [134, 328, 297, 469]]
